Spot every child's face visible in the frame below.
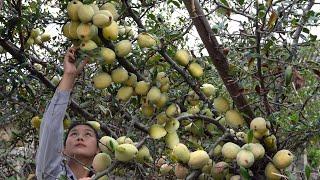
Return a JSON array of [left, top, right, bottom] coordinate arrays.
[[64, 125, 99, 158]]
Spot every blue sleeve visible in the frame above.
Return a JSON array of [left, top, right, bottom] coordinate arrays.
[[36, 89, 71, 180]]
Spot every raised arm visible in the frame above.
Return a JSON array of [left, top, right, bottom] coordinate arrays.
[[36, 47, 88, 179]]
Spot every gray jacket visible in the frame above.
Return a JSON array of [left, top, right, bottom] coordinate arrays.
[[36, 89, 77, 180]]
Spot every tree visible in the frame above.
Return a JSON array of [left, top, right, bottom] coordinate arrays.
[[0, 0, 319, 179]]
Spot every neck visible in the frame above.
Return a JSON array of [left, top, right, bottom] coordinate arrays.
[[68, 155, 93, 179]]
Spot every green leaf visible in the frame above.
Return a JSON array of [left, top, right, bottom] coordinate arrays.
[[168, 0, 181, 8], [305, 165, 311, 180], [240, 166, 251, 180], [284, 65, 293, 86], [220, 0, 229, 7], [247, 129, 253, 143], [109, 140, 114, 152], [238, 0, 245, 6]]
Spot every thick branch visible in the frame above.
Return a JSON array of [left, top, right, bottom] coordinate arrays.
[[183, 0, 255, 123]]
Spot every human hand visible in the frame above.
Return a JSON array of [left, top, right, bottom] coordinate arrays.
[[78, 178, 91, 180], [63, 47, 88, 77]]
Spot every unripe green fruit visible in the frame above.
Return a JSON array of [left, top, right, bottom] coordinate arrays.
[[115, 40, 132, 57], [174, 163, 189, 179], [236, 149, 255, 168], [115, 143, 138, 162], [34, 36, 42, 45], [102, 21, 119, 41], [272, 149, 294, 169], [80, 40, 97, 51], [188, 62, 203, 77], [250, 117, 268, 134], [99, 136, 118, 155], [27, 38, 34, 46], [92, 153, 111, 172], [147, 86, 161, 103], [225, 110, 245, 129], [92, 72, 112, 89], [264, 134, 277, 151], [135, 81, 150, 95], [265, 162, 281, 180], [165, 131, 180, 149], [67, 0, 82, 21], [100, 47, 116, 64], [40, 33, 51, 42], [138, 32, 157, 48], [165, 118, 180, 133], [116, 86, 133, 101], [221, 142, 241, 159], [188, 150, 210, 169], [62, 22, 72, 39], [149, 124, 167, 139], [33, 63, 42, 71], [201, 159, 213, 174], [86, 121, 100, 131], [213, 144, 222, 157], [201, 83, 216, 97], [172, 143, 190, 163], [111, 68, 129, 83], [30, 28, 41, 38], [78, 4, 94, 23], [141, 104, 155, 117], [187, 105, 200, 114], [125, 26, 134, 37], [187, 90, 200, 105], [68, 21, 80, 39], [242, 143, 265, 160], [117, 136, 134, 144], [174, 49, 190, 66], [165, 103, 181, 117], [214, 97, 230, 113], [160, 83, 170, 93]]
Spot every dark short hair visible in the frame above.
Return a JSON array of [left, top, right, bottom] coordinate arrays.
[[63, 121, 100, 146]]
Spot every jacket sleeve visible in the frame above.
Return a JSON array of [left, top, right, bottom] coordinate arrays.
[[36, 89, 71, 180]]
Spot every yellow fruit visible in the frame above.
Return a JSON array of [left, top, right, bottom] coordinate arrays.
[[160, 83, 170, 93], [118, 25, 126, 36], [40, 33, 51, 42], [111, 68, 129, 83], [160, 164, 173, 175], [63, 119, 72, 129], [272, 149, 294, 169], [30, 28, 41, 38], [31, 116, 42, 129], [116, 136, 134, 145], [188, 150, 210, 169], [116, 86, 133, 101], [174, 49, 190, 66], [100, 47, 116, 64], [225, 110, 245, 129], [27, 38, 34, 46], [174, 163, 189, 179], [149, 124, 167, 139], [92, 153, 111, 172], [187, 105, 200, 114], [93, 11, 113, 28], [165, 103, 181, 117], [214, 97, 230, 113], [250, 117, 268, 134], [33, 63, 42, 71], [62, 22, 72, 39], [67, 0, 82, 21], [230, 175, 241, 180], [156, 112, 169, 125], [188, 62, 203, 77], [78, 4, 94, 23], [77, 23, 95, 41], [124, 73, 137, 87], [264, 135, 277, 151], [147, 86, 161, 103], [100, 3, 119, 20], [125, 26, 134, 37], [172, 143, 190, 163], [265, 162, 281, 180], [80, 40, 97, 51], [253, 129, 270, 139], [92, 72, 112, 89], [137, 32, 157, 48], [165, 131, 180, 149], [136, 145, 153, 163], [221, 142, 241, 159], [236, 149, 255, 168], [89, 3, 99, 13], [34, 36, 42, 45], [99, 136, 118, 155], [187, 90, 200, 105], [135, 81, 150, 95], [242, 143, 265, 160], [68, 21, 80, 39], [115, 39, 132, 57], [201, 83, 216, 97], [164, 118, 180, 133], [156, 72, 170, 85], [115, 143, 138, 162], [155, 93, 168, 108], [141, 104, 155, 117], [102, 21, 119, 41], [51, 75, 61, 86], [86, 121, 100, 131], [213, 144, 222, 157]]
